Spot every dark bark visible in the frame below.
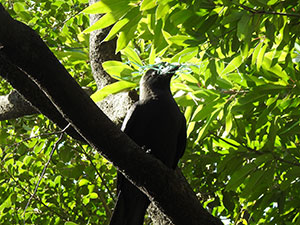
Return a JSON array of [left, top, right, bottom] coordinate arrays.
[[0, 4, 223, 225], [0, 52, 84, 142]]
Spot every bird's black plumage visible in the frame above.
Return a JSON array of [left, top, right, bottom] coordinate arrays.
[[109, 66, 186, 225]]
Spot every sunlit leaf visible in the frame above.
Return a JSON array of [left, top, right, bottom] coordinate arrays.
[[221, 55, 243, 75], [140, 0, 157, 11], [91, 81, 136, 102], [82, 0, 130, 14], [83, 6, 132, 33], [102, 61, 134, 78], [122, 47, 143, 66]]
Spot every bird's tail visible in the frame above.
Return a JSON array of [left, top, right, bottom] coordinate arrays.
[[109, 187, 149, 225]]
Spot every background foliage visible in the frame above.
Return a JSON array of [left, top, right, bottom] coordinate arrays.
[[1, 0, 116, 224], [1, 0, 300, 224]]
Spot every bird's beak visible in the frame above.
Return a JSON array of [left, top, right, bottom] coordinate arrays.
[[164, 65, 180, 77]]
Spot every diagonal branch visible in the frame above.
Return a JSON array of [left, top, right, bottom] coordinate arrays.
[[0, 52, 84, 142], [0, 3, 222, 225]]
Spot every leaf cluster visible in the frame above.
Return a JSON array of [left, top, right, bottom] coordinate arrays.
[[84, 0, 300, 224]]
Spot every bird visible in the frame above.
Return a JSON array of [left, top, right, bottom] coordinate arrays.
[[109, 64, 187, 225]]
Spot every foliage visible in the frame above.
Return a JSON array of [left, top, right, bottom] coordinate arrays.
[[84, 0, 300, 224], [2, 0, 300, 224], [0, 116, 116, 224], [3, 0, 92, 87], [0, 1, 116, 225]]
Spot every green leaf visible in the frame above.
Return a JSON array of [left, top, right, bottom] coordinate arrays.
[[237, 12, 251, 41], [184, 106, 194, 122], [175, 94, 196, 107], [222, 191, 235, 211], [122, 47, 143, 66], [254, 154, 273, 166], [171, 47, 198, 63], [64, 222, 78, 225], [262, 116, 278, 150], [0, 194, 12, 213], [261, 53, 289, 82], [221, 12, 243, 25], [13, 2, 26, 13], [225, 112, 233, 135], [226, 73, 247, 87], [116, 10, 142, 52], [265, 20, 275, 43], [195, 108, 221, 143], [83, 6, 132, 33], [226, 163, 257, 191], [104, 19, 130, 42], [240, 169, 266, 198], [216, 76, 233, 89], [168, 35, 195, 47], [251, 41, 263, 66], [156, 3, 170, 20], [221, 55, 243, 75], [279, 120, 300, 135], [149, 45, 156, 64], [83, 196, 90, 205], [153, 19, 169, 53], [170, 9, 192, 26], [187, 121, 196, 138], [79, 179, 90, 187], [91, 81, 136, 102], [102, 61, 134, 78], [191, 98, 225, 122], [238, 92, 266, 105], [179, 73, 199, 84], [89, 192, 98, 199], [54, 176, 62, 186], [256, 43, 268, 71], [140, 0, 157, 11], [82, 0, 130, 14], [104, 7, 141, 42]]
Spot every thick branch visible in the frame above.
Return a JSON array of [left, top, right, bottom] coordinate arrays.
[[0, 88, 93, 121], [0, 4, 222, 225], [0, 53, 84, 142], [0, 90, 38, 120], [89, 0, 136, 125]]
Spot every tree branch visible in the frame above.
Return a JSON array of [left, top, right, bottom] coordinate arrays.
[[0, 52, 84, 142], [0, 4, 222, 225], [0, 90, 38, 120]]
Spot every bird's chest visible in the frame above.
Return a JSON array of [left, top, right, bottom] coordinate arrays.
[[133, 100, 181, 147]]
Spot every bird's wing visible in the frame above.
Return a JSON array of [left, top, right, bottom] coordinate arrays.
[[121, 102, 141, 134], [174, 115, 187, 168], [118, 101, 145, 191], [121, 101, 151, 135], [111, 102, 151, 225]]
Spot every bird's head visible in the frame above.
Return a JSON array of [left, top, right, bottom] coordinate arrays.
[[140, 64, 179, 94]]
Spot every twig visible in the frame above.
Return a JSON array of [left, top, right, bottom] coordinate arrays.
[[212, 133, 300, 167], [1, 129, 72, 163], [78, 144, 116, 202], [1, 165, 68, 221], [23, 124, 71, 222], [239, 4, 300, 18]]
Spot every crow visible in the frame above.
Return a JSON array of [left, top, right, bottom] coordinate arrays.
[[109, 64, 186, 225]]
